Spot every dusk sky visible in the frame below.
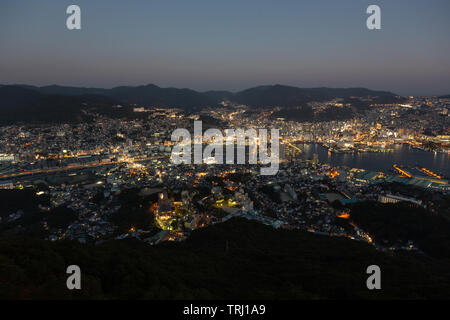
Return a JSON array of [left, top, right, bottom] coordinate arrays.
[[1, 0, 449, 95]]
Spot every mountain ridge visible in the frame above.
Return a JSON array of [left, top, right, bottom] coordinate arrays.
[[0, 83, 400, 124], [1, 83, 398, 105]]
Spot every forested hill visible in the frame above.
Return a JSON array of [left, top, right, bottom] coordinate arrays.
[[0, 84, 399, 124], [1, 218, 449, 299]]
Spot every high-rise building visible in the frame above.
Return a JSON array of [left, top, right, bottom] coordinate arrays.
[[312, 153, 319, 165]]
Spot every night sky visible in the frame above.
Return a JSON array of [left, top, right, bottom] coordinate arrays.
[[1, 0, 449, 95]]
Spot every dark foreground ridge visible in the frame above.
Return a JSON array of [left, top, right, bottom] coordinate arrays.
[[1, 218, 449, 299]]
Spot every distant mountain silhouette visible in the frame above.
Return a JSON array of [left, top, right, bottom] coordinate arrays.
[[234, 85, 396, 107], [0, 85, 42, 110], [14, 84, 107, 96], [107, 84, 216, 109], [9, 84, 218, 110], [7, 83, 397, 107], [0, 93, 122, 125], [0, 83, 399, 123], [202, 90, 235, 103]]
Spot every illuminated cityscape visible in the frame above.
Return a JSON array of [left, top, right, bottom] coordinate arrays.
[[0, 94, 448, 248], [1, 0, 450, 303]]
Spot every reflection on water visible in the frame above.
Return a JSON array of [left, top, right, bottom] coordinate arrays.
[[299, 143, 450, 177]]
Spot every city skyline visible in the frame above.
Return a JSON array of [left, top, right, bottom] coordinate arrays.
[[1, 0, 450, 96]]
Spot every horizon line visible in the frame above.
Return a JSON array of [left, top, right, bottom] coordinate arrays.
[[2, 82, 449, 97]]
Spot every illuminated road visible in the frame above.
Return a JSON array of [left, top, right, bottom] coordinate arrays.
[[281, 137, 303, 154], [0, 155, 167, 179], [392, 164, 447, 185], [419, 167, 443, 179], [393, 164, 412, 178]]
